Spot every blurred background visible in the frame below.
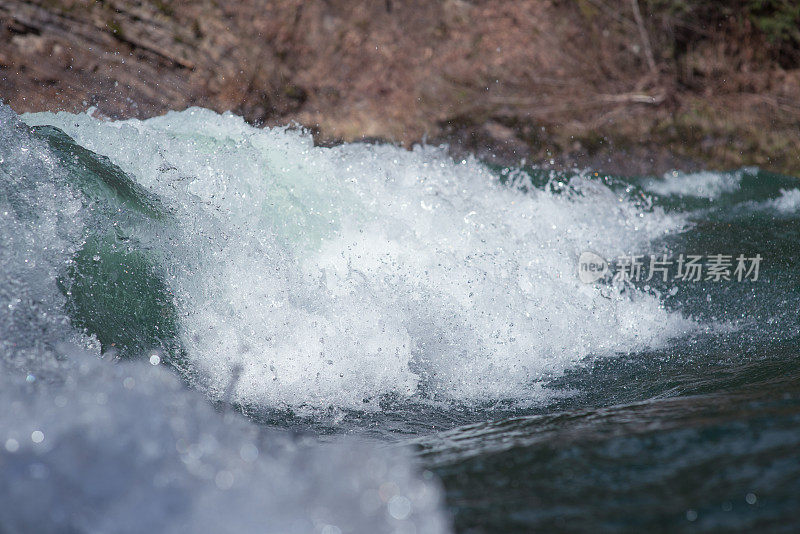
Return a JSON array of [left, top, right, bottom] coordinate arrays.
[[2, 0, 799, 175]]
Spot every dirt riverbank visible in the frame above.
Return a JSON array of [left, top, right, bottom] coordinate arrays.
[[2, 0, 799, 175]]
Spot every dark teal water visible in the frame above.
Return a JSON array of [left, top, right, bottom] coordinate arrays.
[[414, 168, 800, 532]]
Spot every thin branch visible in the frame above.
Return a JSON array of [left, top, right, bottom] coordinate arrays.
[[630, 0, 657, 74], [487, 91, 664, 108]]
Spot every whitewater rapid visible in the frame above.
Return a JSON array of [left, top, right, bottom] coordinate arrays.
[[17, 107, 696, 412], [0, 104, 450, 534]]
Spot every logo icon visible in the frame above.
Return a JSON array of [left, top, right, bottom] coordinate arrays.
[[578, 251, 608, 283]]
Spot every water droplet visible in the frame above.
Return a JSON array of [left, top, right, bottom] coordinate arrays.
[[388, 495, 412, 520], [215, 470, 234, 490], [240, 443, 259, 462]]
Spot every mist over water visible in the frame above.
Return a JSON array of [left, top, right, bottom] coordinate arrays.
[[3, 104, 800, 532]]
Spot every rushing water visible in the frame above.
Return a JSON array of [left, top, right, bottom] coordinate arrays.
[[1, 104, 798, 532]]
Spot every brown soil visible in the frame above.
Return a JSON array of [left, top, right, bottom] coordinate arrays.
[[1, 0, 799, 176]]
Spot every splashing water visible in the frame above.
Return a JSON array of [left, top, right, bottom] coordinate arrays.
[[0, 104, 449, 534], [5, 102, 800, 532], [18, 107, 695, 413]]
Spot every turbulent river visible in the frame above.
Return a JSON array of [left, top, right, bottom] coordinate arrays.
[[1, 104, 799, 532]]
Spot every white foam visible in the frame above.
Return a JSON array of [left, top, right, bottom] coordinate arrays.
[[1, 105, 449, 532], [734, 187, 800, 216], [767, 188, 800, 213], [0, 106, 99, 378], [23, 108, 695, 411], [642, 169, 744, 199], [0, 349, 449, 534]]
